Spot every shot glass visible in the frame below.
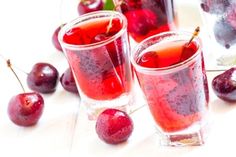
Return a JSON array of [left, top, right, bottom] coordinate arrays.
[[58, 11, 134, 120], [131, 31, 209, 146], [113, 0, 178, 43]]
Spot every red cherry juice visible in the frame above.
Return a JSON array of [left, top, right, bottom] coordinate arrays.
[[118, 0, 177, 42], [135, 40, 209, 132], [62, 18, 132, 100]]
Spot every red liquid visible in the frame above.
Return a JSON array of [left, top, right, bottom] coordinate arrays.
[[63, 18, 132, 100], [119, 0, 177, 42], [135, 40, 209, 132]]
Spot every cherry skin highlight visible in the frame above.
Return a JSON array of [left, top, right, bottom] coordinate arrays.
[[60, 68, 78, 94], [52, 24, 65, 52], [27, 63, 59, 93], [77, 0, 104, 15], [8, 92, 44, 126], [212, 67, 236, 102], [96, 108, 133, 144]]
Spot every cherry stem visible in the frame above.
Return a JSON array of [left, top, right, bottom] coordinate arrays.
[[129, 104, 145, 115], [7, 59, 26, 93], [0, 54, 29, 75], [106, 0, 124, 34], [106, 16, 114, 34], [0, 54, 26, 93], [13, 66, 29, 75], [187, 26, 200, 47]]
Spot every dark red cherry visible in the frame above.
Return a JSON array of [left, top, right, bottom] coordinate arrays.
[[212, 67, 236, 102], [8, 92, 44, 126], [96, 108, 133, 144], [27, 63, 59, 93], [52, 24, 65, 52], [77, 0, 104, 15], [60, 68, 78, 94], [125, 9, 157, 36], [181, 41, 198, 61]]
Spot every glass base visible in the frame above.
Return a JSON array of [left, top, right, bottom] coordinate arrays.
[[157, 121, 209, 146], [81, 92, 135, 120]]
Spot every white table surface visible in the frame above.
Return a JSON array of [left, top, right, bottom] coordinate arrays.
[[0, 0, 235, 157]]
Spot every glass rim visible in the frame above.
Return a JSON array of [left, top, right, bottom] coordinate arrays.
[[58, 10, 127, 50], [131, 31, 202, 73]]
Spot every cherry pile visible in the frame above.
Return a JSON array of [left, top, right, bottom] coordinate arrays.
[[4, 59, 79, 127], [4, 60, 45, 126], [5, 0, 97, 126], [26, 63, 78, 95], [200, 0, 236, 48]]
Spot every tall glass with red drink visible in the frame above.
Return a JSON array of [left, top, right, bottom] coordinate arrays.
[[58, 11, 134, 119], [113, 0, 177, 43], [131, 31, 209, 146]]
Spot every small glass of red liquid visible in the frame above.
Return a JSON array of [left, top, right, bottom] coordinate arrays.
[[58, 11, 134, 120], [113, 0, 177, 43], [131, 31, 210, 146]]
